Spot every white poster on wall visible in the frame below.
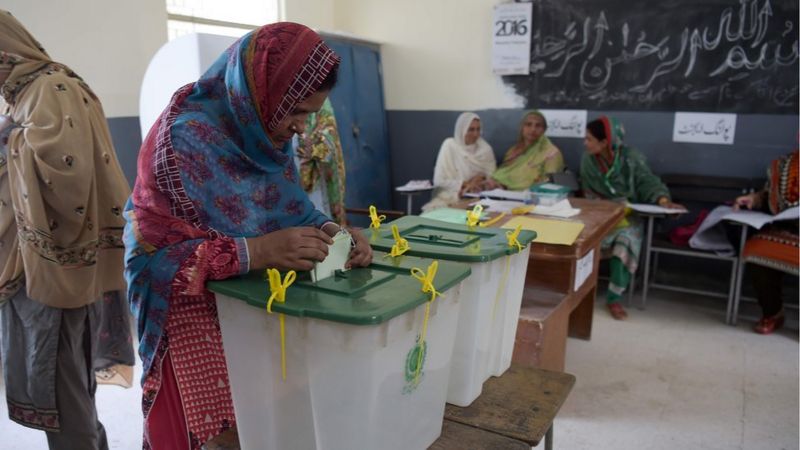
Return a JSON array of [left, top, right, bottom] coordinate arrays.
[[539, 109, 588, 138], [492, 2, 533, 75], [672, 112, 737, 145]]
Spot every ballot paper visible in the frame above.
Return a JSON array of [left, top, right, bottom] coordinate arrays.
[[689, 205, 800, 255], [533, 200, 581, 218], [627, 203, 688, 214], [311, 230, 352, 282], [468, 199, 525, 213], [469, 198, 581, 218], [396, 180, 434, 192], [463, 188, 529, 202]]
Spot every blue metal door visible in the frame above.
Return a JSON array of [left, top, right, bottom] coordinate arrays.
[[324, 39, 392, 226]]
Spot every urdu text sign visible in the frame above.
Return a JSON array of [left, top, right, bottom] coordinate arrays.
[[673, 112, 737, 145]]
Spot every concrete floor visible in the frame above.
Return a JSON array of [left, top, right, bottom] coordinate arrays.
[[1, 290, 797, 450], [559, 290, 798, 450]]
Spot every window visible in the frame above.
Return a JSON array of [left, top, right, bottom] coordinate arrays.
[[166, 0, 280, 40]]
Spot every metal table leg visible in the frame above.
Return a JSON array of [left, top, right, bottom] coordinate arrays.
[[405, 193, 413, 215], [652, 252, 660, 281], [545, 425, 553, 450], [640, 215, 655, 310], [627, 270, 636, 307], [729, 224, 749, 325]]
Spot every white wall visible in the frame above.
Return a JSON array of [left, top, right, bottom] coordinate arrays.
[[282, 0, 336, 31], [332, 0, 522, 111], [3, 0, 512, 114], [139, 33, 238, 140], [3, 0, 167, 118]]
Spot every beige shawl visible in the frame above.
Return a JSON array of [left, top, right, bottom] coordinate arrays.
[[423, 112, 496, 211], [0, 10, 130, 308]]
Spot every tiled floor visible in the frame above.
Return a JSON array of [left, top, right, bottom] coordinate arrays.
[[1, 290, 797, 450]]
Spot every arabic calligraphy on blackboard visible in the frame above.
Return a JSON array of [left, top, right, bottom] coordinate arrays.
[[506, 0, 798, 113]]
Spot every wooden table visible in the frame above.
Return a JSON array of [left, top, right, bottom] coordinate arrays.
[[434, 365, 576, 450], [455, 198, 624, 370]]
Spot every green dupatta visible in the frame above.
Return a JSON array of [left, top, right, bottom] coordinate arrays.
[[491, 111, 564, 190], [579, 116, 669, 204]]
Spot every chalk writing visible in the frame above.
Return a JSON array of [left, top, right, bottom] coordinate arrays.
[[506, 0, 798, 113]]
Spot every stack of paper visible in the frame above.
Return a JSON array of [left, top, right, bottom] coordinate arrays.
[[469, 198, 580, 218], [502, 216, 585, 246], [689, 205, 800, 255], [628, 203, 688, 214], [463, 188, 528, 202], [719, 206, 799, 229], [396, 180, 433, 191], [532, 199, 581, 218], [468, 199, 525, 213]]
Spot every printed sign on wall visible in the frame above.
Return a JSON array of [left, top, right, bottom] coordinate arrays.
[[492, 2, 533, 75], [539, 109, 588, 138], [673, 112, 737, 145], [574, 249, 594, 292]]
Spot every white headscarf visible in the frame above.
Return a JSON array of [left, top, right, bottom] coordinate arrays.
[[423, 112, 496, 211]]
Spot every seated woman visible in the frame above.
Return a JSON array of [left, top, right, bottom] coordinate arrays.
[[487, 110, 564, 191], [734, 150, 798, 334], [580, 116, 683, 320], [124, 23, 372, 449], [422, 112, 496, 211]]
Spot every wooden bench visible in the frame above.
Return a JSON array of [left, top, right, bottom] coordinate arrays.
[[204, 419, 534, 450], [204, 365, 576, 450], [430, 421, 530, 450], [442, 365, 575, 450]]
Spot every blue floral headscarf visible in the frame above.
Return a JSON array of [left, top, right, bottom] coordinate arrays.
[[124, 23, 340, 378]]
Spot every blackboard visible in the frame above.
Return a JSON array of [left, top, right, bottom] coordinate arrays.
[[504, 0, 799, 114]]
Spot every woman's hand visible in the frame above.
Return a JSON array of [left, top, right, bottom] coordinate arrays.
[[734, 192, 762, 211], [460, 175, 485, 195], [346, 229, 373, 269], [657, 196, 685, 210], [246, 227, 333, 271], [482, 178, 503, 190]]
